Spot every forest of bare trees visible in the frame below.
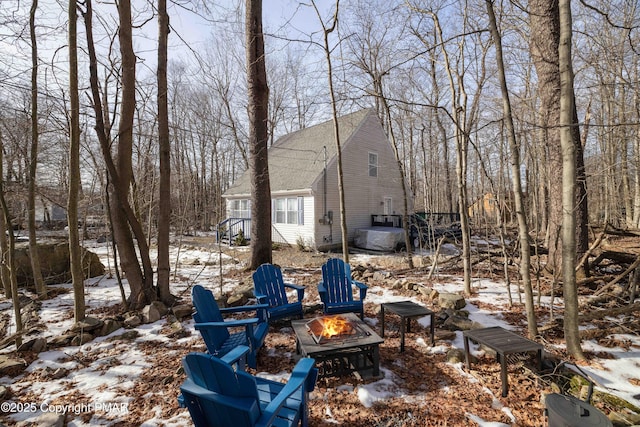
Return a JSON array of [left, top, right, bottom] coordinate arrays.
[[0, 0, 639, 348]]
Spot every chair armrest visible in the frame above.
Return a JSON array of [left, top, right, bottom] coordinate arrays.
[[194, 318, 259, 330], [284, 283, 305, 301], [221, 304, 269, 323], [220, 303, 270, 315], [180, 378, 256, 411], [220, 345, 250, 367], [257, 358, 317, 427], [354, 280, 368, 299], [317, 281, 327, 303]]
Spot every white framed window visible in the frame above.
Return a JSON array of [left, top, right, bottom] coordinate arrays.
[[275, 199, 286, 224], [368, 152, 378, 177], [274, 197, 304, 225], [230, 199, 250, 218]]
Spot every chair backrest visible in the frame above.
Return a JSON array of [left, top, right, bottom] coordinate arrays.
[[321, 258, 354, 303], [182, 352, 261, 426], [253, 264, 289, 307], [192, 285, 230, 351]]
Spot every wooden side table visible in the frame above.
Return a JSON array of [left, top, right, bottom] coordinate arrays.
[[463, 326, 543, 397], [380, 301, 435, 352]]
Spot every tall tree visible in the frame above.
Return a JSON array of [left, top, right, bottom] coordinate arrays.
[[344, 3, 414, 267], [486, 0, 537, 338], [0, 130, 22, 347], [246, 0, 272, 269], [28, 0, 46, 298], [558, 0, 584, 359], [312, 0, 350, 262], [68, 0, 85, 321], [156, 0, 172, 303], [82, 0, 156, 309], [530, 0, 563, 275]]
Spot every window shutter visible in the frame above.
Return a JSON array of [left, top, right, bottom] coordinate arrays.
[[297, 196, 304, 225], [271, 199, 276, 222]]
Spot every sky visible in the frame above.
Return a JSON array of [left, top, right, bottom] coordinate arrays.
[[0, 0, 329, 95], [1, 241, 639, 425]]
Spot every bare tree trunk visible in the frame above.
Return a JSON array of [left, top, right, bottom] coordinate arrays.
[[112, 0, 156, 308], [431, 12, 473, 295], [486, 0, 538, 338], [83, 0, 156, 309], [0, 133, 21, 347], [68, 0, 85, 321], [246, 0, 272, 269], [530, 0, 563, 276], [0, 205, 10, 297], [380, 102, 414, 268], [558, 0, 584, 360], [313, 0, 349, 262], [156, 0, 172, 303], [28, 0, 46, 298]]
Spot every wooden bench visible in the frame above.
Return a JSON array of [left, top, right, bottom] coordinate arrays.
[[463, 326, 543, 397]]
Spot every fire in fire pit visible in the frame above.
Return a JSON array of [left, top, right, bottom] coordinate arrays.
[[306, 315, 370, 344]]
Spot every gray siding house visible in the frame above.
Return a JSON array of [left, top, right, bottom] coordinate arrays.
[[222, 109, 409, 251]]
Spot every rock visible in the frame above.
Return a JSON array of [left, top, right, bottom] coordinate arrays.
[[446, 348, 467, 364], [417, 286, 432, 297], [142, 301, 167, 323], [124, 315, 142, 328], [429, 289, 439, 301], [71, 333, 93, 346], [152, 300, 168, 316], [48, 334, 75, 347], [226, 293, 249, 307], [609, 410, 640, 425], [17, 412, 64, 427], [362, 271, 374, 279], [443, 314, 474, 331], [238, 282, 256, 298], [16, 338, 34, 352], [32, 337, 47, 353], [110, 330, 140, 341], [0, 385, 8, 399], [435, 330, 457, 341], [13, 242, 105, 287], [372, 271, 390, 282], [172, 304, 193, 319], [49, 367, 68, 380], [0, 355, 26, 376], [438, 293, 466, 310], [17, 337, 47, 353], [71, 316, 103, 333], [166, 321, 189, 339], [99, 319, 123, 337]]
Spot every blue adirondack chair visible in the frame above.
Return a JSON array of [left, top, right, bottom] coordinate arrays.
[[317, 258, 368, 319], [191, 285, 269, 369], [179, 349, 318, 427], [253, 264, 305, 323]]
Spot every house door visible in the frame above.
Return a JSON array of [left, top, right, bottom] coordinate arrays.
[[383, 197, 393, 215]]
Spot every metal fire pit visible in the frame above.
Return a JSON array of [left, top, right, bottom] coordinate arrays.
[[291, 313, 384, 378], [305, 315, 370, 345]]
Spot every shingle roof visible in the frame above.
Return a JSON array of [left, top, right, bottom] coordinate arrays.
[[224, 109, 374, 196]]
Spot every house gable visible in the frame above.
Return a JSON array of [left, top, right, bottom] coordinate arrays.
[[222, 109, 410, 250]]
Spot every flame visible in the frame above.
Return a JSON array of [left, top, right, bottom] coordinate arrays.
[[320, 315, 353, 338]]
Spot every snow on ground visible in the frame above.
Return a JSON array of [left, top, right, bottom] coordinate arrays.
[[1, 243, 639, 426]]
